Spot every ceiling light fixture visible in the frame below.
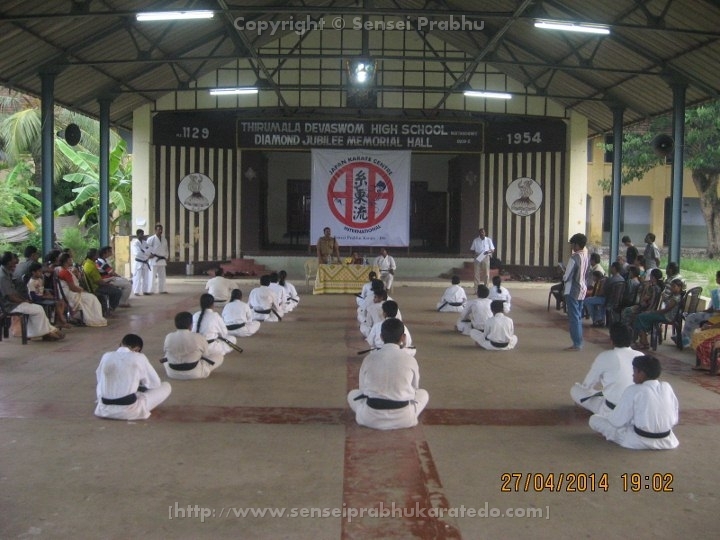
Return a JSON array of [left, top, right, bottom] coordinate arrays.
[[136, 11, 215, 22], [534, 19, 610, 35], [463, 90, 512, 99], [209, 87, 259, 95], [347, 58, 377, 86]]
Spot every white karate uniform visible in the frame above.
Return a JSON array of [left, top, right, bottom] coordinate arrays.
[[247, 285, 282, 322], [470, 313, 518, 350], [205, 276, 239, 303], [94, 346, 172, 420], [222, 300, 261, 337], [456, 298, 492, 335], [192, 309, 237, 357], [374, 254, 396, 290], [436, 284, 467, 312], [146, 233, 169, 293], [268, 283, 287, 316], [570, 346, 641, 414], [347, 343, 429, 430], [356, 281, 374, 307], [130, 237, 152, 294], [361, 300, 401, 338], [488, 285, 512, 312], [162, 329, 221, 379], [589, 380, 679, 449], [366, 319, 415, 356], [280, 281, 299, 312]]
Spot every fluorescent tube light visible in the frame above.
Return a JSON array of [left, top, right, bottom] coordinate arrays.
[[209, 87, 259, 95], [463, 91, 512, 99], [534, 20, 610, 35], [137, 11, 214, 22]]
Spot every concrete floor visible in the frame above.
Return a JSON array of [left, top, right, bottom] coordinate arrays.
[[1, 276, 719, 539]]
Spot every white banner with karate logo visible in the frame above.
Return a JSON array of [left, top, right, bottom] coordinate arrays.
[[310, 149, 411, 247]]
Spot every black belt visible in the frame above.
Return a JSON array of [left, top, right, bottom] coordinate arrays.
[[633, 426, 671, 439], [254, 308, 272, 314], [101, 393, 137, 406], [168, 361, 199, 371], [226, 323, 246, 330], [354, 394, 409, 410], [605, 399, 616, 410], [449, 302, 464, 306], [134, 258, 150, 267], [489, 340, 509, 348]]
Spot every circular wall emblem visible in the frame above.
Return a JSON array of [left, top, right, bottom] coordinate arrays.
[[327, 161, 394, 229], [506, 177, 542, 217], [178, 173, 216, 212]]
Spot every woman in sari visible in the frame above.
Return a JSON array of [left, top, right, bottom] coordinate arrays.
[[56, 253, 107, 327]]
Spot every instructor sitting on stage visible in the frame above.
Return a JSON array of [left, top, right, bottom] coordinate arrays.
[[317, 227, 341, 264]]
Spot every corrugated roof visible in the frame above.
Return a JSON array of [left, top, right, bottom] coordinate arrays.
[[0, 0, 717, 134]]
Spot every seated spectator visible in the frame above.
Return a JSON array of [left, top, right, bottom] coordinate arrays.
[[621, 268, 662, 328], [682, 270, 720, 348], [436, 275, 467, 312], [83, 248, 122, 310], [162, 312, 222, 379], [96, 246, 132, 307], [633, 278, 683, 350], [0, 251, 65, 341], [56, 253, 107, 327], [470, 300, 518, 350], [94, 333, 172, 420], [347, 318, 429, 430], [588, 355, 679, 450], [26, 261, 69, 328]]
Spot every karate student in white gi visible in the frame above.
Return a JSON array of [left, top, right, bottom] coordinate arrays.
[[361, 288, 402, 338], [248, 274, 283, 322], [374, 248, 396, 291], [192, 293, 238, 359], [146, 223, 170, 294], [356, 271, 377, 307], [130, 229, 152, 295], [470, 300, 518, 350], [94, 334, 172, 420], [162, 312, 222, 379], [348, 318, 429, 430], [357, 278, 384, 323], [437, 275, 467, 312], [268, 272, 287, 316], [204, 268, 239, 303], [488, 275, 512, 313], [589, 355, 679, 450], [456, 285, 492, 335], [222, 289, 261, 337], [278, 270, 299, 312], [571, 322, 642, 415], [366, 300, 415, 356]]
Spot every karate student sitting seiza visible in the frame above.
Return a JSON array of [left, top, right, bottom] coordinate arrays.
[[221, 288, 261, 337], [356, 271, 377, 307], [589, 354, 679, 450], [366, 300, 415, 357], [436, 275, 467, 312], [470, 300, 518, 350], [348, 318, 429, 431], [161, 312, 223, 379], [570, 322, 642, 415], [456, 284, 492, 335], [192, 293, 238, 359], [94, 334, 172, 420]]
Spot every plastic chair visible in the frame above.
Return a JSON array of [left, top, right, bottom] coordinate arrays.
[[0, 302, 30, 345], [304, 259, 318, 288], [604, 280, 627, 326], [667, 286, 702, 350]]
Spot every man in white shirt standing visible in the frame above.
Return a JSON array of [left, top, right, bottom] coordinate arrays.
[[374, 248, 396, 291], [470, 227, 495, 288], [146, 223, 170, 294]]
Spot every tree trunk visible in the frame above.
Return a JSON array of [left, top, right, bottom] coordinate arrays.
[[692, 169, 720, 256]]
